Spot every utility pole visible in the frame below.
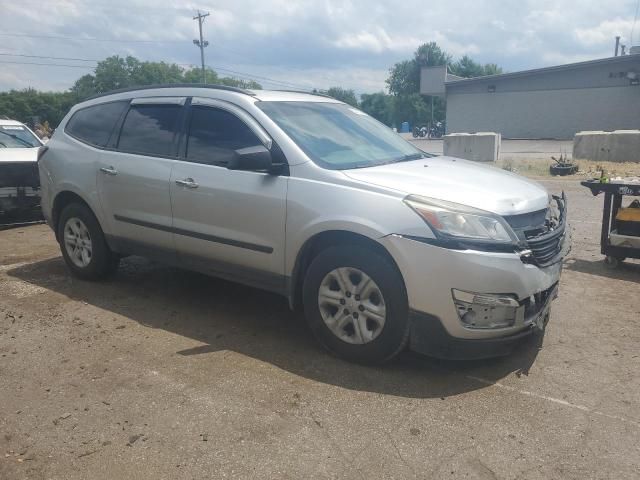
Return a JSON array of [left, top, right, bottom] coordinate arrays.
[[193, 11, 210, 83], [615, 36, 621, 56]]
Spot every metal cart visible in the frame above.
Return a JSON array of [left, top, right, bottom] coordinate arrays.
[[581, 180, 640, 268]]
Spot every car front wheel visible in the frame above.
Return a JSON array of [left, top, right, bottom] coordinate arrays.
[[302, 245, 410, 364]]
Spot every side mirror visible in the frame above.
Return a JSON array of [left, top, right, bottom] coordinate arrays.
[[227, 145, 273, 172]]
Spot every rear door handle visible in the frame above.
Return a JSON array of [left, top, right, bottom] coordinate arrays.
[[99, 166, 118, 176], [175, 178, 199, 189]]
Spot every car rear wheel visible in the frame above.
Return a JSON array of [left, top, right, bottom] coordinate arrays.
[[302, 245, 410, 364], [58, 203, 119, 280]]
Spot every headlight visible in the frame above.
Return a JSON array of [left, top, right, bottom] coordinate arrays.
[[404, 195, 516, 243]]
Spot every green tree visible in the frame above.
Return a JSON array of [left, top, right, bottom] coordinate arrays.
[[483, 63, 503, 76], [0, 89, 75, 127], [71, 56, 263, 101], [325, 87, 358, 107], [450, 55, 503, 78], [1, 55, 264, 128], [70, 74, 96, 101], [387, 42, 452, 96], [360, 92, 393, 125], [384, 42, 502, 126]]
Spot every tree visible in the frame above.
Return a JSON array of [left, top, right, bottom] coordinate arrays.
[[360, 92, 393, 124], [0, 89, 75, 127], [387, 42, 452, 96], [70, 74, 96, 101], [326, 87, 358, 107], [384, 42, 502, 126], [450, 55, 503, 78], [0, 55, 264, 128], [70, 55, 263, 101]]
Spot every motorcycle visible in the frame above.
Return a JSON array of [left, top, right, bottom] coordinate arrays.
[[412, 125, 428, 138], [428, 121, 445, 139]]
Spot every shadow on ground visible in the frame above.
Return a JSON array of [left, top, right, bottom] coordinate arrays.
[[8, 256, 546, 399], [564, 257, 640, 281]]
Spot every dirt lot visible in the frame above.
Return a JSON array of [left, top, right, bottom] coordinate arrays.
[[1, 178, 639, 479]]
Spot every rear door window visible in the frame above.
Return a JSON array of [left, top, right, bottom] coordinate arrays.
[[117, 104, 182, 157], [65, 101, 129, 147], [185, 106, 262, 166]]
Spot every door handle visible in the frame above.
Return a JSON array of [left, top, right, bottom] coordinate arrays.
[[99, 166, 118, 176], [175, 178, 199, 189]]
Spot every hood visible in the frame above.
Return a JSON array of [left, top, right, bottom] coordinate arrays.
[[0, 147, 39, 163], [343, 156, 550, 216]]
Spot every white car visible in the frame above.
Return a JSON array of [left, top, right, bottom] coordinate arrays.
[[38, 85, 569, 363], [0, 118, 43, 216]]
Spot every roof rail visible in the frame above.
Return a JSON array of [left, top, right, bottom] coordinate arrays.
[[85, 83, 256, 101], [272, 89, 336, 99]]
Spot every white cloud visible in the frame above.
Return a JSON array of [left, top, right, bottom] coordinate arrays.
[[0, 0, 638, 93], [573, 18, 636, 46], [333, 28, 420, 53]]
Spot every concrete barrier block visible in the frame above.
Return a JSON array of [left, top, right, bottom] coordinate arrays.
[[443, 132, 501, 162], [573, 130, 640, 163]]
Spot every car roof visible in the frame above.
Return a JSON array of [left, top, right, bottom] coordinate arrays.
[[0, 119, 26, 126], [81, 84, 340, 105]]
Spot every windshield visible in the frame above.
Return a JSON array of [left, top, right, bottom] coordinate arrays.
[[257, 101, 430, 170], [0, 125, 42, 148]]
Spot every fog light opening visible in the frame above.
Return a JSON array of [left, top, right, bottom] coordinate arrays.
[[452, 289, 520, 329]]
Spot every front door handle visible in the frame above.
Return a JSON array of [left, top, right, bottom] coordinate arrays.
[[175, 178, 199, 189], [99, 166, 118, 176]]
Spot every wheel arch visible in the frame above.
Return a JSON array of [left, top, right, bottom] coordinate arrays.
[[52, 190, 95, 241], [288, 230, 404, 311]]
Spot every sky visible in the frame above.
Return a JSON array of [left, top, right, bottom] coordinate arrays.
[[1, 0, 639, 94]]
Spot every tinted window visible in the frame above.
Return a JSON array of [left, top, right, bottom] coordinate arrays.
[[66, 101, 128, 147], [118, 104, 182, 157], [186, 107, 261, 165]]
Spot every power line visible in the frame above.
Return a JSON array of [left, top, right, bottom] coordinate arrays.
[[209, 65, 313, 90], [0, 60, 95, 69], [0, 52, 99, 62], [0, 32, 185, 44], [0, 52, 315, 91]]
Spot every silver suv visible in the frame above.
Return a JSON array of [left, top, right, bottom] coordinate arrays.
[[38, 85, 569, 363]]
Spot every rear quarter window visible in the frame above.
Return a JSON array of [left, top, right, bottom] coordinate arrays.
[[65, 101, 129, 148]]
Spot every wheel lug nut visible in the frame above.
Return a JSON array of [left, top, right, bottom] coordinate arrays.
[[352, 312, 359, 319], [355, 295, 360, 301], [340, 298, 346, 305], [358, 305, 365, 312], [345, 292, 351, 298], [343, 309, 349, 315]]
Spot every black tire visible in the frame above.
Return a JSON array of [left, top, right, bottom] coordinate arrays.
[[302, 246, 410, 364], [57, 202, 119, 280], [550, 164, 577, 176]]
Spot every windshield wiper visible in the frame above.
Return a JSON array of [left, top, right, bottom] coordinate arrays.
[[394, 153, 426, 163], [0, 130, 36, 148]]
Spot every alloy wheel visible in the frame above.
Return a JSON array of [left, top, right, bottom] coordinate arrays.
[[317, 267, 387, 344], [63, 217, 93, 268]]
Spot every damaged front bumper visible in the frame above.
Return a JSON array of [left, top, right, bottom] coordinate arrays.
[[379, 219, 570, 360]]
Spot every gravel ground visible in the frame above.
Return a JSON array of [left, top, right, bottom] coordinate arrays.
[[1, 178, 639, 479]]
